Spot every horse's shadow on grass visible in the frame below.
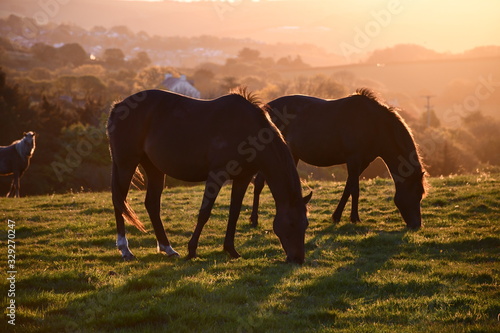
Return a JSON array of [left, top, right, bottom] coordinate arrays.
[[40, 254, 297, 332], [38, 223, 413, 332], [252, 223, 415, 329]]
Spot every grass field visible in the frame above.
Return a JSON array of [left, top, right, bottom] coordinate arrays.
[[1, 172, 499, 332]]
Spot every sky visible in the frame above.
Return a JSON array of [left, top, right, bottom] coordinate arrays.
[[1, 0, 499, 56], [115, 0, 500, 54]]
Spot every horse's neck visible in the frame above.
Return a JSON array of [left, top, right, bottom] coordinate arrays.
[[15, 140, 31, 161], [382, 142, 422, 185], [260, 145, 300, 208], [377, 115, 421, 182]]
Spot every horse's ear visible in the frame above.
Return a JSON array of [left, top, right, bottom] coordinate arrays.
[[23, 132, 27, 136], [303, 191, 312, 204]]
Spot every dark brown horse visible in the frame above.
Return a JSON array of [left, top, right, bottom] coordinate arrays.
[[251, 89, 427, 229], [107, 89, 310, 264], [0, 131, 36, 197]]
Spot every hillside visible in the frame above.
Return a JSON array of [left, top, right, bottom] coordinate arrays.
[[0, 173, 498, 331], [281, 56, 500, 119], [365, 44, 500, 64]]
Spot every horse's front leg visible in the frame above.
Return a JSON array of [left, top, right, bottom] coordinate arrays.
[[14, 175, 20, 198], [250, 172, 265, 227], [6, 178, 15, 197], [224, 175, 253, 258], [7, 174, 18, 198], [349, 160, 371, 223], [187, 173, 222, 259]]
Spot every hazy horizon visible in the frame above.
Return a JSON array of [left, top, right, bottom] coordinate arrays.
[[1, 0, 499, 60]]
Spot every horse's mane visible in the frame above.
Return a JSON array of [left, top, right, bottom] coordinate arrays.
[[230, 86, 262, 108], [353, 88, 429, 195], [231, 87, 304, 205], [353, 88, 413, 138]]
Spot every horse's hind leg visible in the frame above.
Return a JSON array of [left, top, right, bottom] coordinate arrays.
[[332, 182, 351, 223], [250, 172, 265, 227], [333, 158, 362, 223], [224, 175, 253, 258], [141, 157, 179, 257], [111, 161, 137, 260], [187, 173, 223, 259]]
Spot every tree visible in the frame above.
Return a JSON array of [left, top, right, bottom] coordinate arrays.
[[77, 75, 106, 98], [420, 109, 441, 128], [129, 51, 151, 70], [237, 48, 260, 62], [58, 43, 87, 67], [0, 69, 36, 143], [103, 48, 125, 68], [461, 111, 500, 165], [134, 66, 178, 91], [31, 43, 57, 63], [220, 76, 240, 92], [28, 67, 53, 80]]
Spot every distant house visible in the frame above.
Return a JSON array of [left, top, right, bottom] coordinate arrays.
[[161, 74, 201, 99]]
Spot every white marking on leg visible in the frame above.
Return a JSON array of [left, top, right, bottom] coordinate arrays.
[[117, 234, 134, 260], [157, 242, 180, 257]]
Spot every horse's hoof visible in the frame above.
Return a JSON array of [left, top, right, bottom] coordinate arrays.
[[185, 253, 197, 261], [122, 253, 135, 261], [332, 215, 341, 223], [225, 248, 241, 259], [350, 214, 361, 223], [168, 251, 180, 258], [249, 217, 258, 228], [158, 244, 180, 257]]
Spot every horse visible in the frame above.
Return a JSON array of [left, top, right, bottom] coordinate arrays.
[[250, 89, 428, 230], [107, 89, 311, 264], [0, 131, 36, 198]]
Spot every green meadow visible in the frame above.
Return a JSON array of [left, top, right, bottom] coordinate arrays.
[[1, 172, 499, 332]]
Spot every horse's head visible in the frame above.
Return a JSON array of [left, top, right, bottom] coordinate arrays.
[[23, 131, 36, 156], [273, 192, 312, 264], [394, 171, 427, 229]]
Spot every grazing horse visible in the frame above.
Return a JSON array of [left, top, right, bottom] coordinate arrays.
[[0, 132, 36, 197], [107, 89, 311, 264], [251, 89, 427, 229]]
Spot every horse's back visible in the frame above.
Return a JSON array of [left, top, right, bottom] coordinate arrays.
[[268, 94, 384, 166], [108, 90, 271, 182]]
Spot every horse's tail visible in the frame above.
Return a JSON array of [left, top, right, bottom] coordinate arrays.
[[111, 161, 147, 233]]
